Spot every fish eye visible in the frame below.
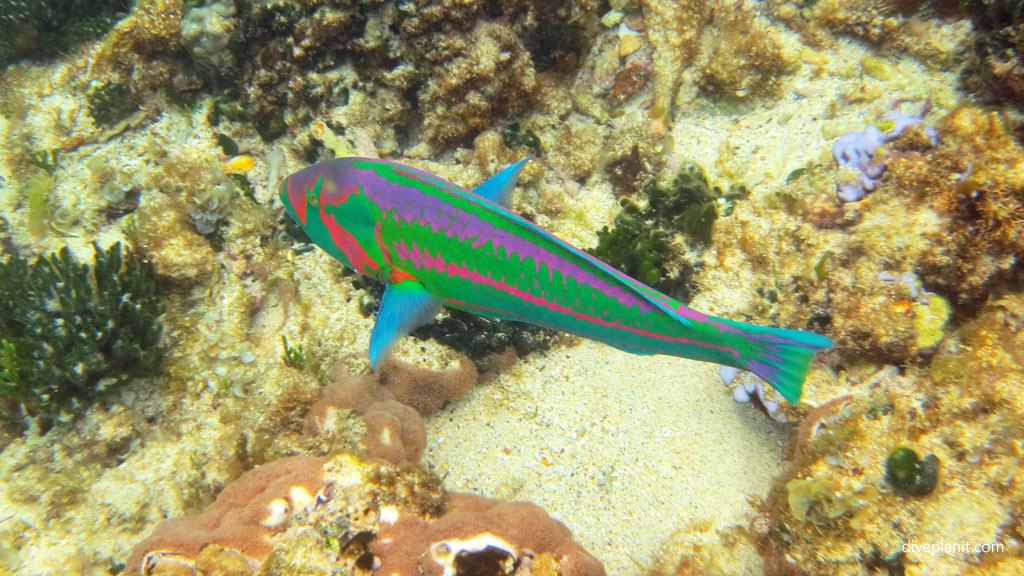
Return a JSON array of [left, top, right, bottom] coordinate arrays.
[[306, 188, 321, 208]]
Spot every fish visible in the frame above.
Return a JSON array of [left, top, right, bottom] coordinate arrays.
[[222, 155, 256, 173], [280, 157, 833, 404]]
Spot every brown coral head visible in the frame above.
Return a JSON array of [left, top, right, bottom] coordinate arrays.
[[371, 492, 606, 576], [307, 355, 478, 464]]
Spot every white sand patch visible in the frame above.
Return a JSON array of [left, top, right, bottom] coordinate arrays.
[[425, 339, 787, 574]]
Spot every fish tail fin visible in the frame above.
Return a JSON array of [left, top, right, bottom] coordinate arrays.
[[725, 320, 833, 405]]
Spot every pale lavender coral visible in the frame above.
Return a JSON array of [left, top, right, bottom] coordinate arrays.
[[878, 271, 932, 305], [719, 366, 788, 423], [832, 103, 936, 203]]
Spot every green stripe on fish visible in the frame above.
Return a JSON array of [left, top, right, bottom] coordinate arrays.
[[280, 157, 833, 404]]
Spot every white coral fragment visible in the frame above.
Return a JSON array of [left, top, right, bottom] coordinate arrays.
[[261, 498, 291, 528], [430, 533, 518, 576]]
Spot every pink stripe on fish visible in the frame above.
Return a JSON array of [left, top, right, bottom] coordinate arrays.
[[393, 239, 739, 358]]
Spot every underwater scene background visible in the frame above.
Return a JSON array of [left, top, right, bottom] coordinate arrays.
[[0, 0, 1022, 574]]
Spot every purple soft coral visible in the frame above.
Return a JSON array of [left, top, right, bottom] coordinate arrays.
[[832, 102, 935, 203]]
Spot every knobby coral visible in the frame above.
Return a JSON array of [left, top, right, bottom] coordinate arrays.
[[307, 355, 479, 464]]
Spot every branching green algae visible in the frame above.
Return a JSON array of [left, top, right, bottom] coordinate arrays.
[[591, 162, 747, 302], [0, 243, 164, 427]]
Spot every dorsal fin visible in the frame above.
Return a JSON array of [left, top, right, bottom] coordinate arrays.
[[472, 159, 529, 207]]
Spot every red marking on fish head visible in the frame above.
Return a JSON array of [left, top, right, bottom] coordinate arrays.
[[281, 168, 326, 226], [389, 268, 419, 284]]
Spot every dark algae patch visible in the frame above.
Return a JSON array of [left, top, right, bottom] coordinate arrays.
[[0, 243, 164, 428], [0, 0, 132, 67], [352, 276, 555, 371], [590, 162, 747, 303], [885, 447, 940, 496]]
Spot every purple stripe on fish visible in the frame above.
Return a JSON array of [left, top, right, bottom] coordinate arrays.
[[358, 166, 657, 314]]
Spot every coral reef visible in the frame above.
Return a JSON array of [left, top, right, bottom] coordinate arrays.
[[91, 0, 188, 103], [692, 3, 796, 101], [373, 491, 606, 576], [748, 294, 1024, 574], [128, 452, 604, 576], [417, 21, 538, 148], [714, 105, 1022, 367], [0, 243, 164, 427], [640, 0, 710, 112], [886, 108, 1024, 309], [127, 455, 329, 574], [0, 0, 1018, 574], [831, 104, 934, 202], [639, 0, 800, 113], [771, 0, 966, 66], [132, 192, 219, 284], [179, 0, 237, 76], [962, 0, 1024, 102]]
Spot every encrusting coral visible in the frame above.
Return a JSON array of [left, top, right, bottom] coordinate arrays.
[[128, 452, 606, 576], [373, 492, 606, 576]]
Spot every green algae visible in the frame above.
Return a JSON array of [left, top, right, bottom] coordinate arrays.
[[501, 121, 542, 156], [28, 149, 59, 175], [886, 447, 940, 496], [280, 334, 307, 370], [24, 172, 53, 240], [87, 82, 137, 126], [590, 162, 746, 302], [216, 133, 240, 156], [0, 243, 164, 427]]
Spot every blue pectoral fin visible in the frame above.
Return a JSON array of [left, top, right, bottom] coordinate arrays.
[[369, 280, 442, 370], [473, 158, 529, 207]]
